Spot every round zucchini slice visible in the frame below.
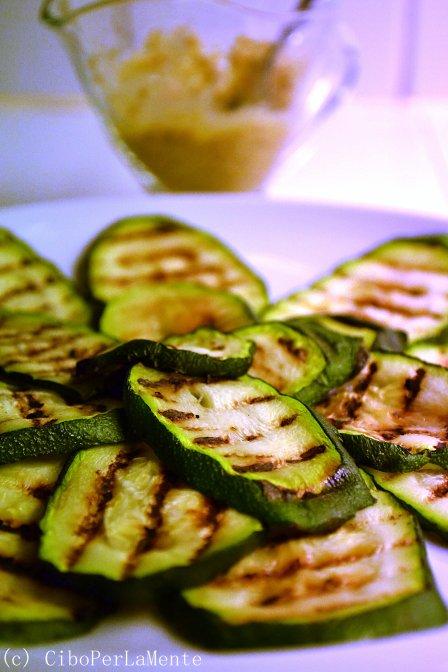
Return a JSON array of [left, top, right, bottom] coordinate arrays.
[[127, 364, 373, 532], [0, 566, 103, 644], [0, 227, 91, 324], [86, 215, 268, 313], [174, 476, 446, 649], [40, 443, 262, 588], [0, 383, 125, 464], [367, 464, 448, 541], [77, 328, 254, 385], [317, 352, 448, 471], [234, 322, 327, 397], [0, 311, 115, 399], [100, 282, 253, 342], [264, 237, 448, 342]]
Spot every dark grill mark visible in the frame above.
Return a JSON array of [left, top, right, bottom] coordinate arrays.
[[233, 460, 277, 473], [404, 368, 426, 410], [194, 436, 230, 446], [354, 361, 378, 393], [121, 475, 171, 578], [352, 295, 440, 319], [278, 338, 307, 361], [300, 444, 326, 462], [66, 451, 131, 569], [279, 414, 298, 428], [160, 409, 196, 422], [110, 222, 181, 244], [247, 395, 276, 405], [13, 392, 50, 427], [429, 477, 448, 500], [28, 484, 54, 501]]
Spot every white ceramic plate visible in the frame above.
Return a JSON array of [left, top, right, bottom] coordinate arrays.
[[1, 195, 448, 672]]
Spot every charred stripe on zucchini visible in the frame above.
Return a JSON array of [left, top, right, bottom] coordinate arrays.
[[264, 237, 448, 342], [173, 475, 446, 649], [100, 283, 253, 342], [76, 328, 254, 385], [127, 365, 373, 531], [86, 215, 268, 312], [317, 352, 448, 471], [0, 227, 90, 324], [40, 443, 262, 587], [0, 311, 115, 399], [0, 383, 125, 464]]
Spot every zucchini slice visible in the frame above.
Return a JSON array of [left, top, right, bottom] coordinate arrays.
[[0, 383, 125, 464], [317, 352, 448, 471], [86, 215, 268, 313], [100, 282, 253, 342], [0, 566, 102, 644], [0, 529, 38, 565], [234, 322, 327, 397], [0, 311, 115, 399], [76, 329, 254, 386], [264, 237, 448, 342], [175, 476, 446, 649], [406, 326, 448, 367], [367, 465, 448, 540], [286, 317, 367, 405], [40, 443, 262, 587], [0, 456, 65, 528], [0, 227, 90, 324], [127, 365, 373, 532], [326, 315, 408, 353]]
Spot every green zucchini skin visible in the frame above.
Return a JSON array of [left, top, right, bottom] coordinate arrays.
[[318, 352, 448, 472], [0, 565, 106, 644], [126, 367, 373, 532], [85, 215, 268, 313], [285, 317, 367, 405], [100, 282, 254, 342], [0, 386, 125, 464], [0, 228, 91, 325], [0, 311, 115, 400], [367, 465, 448, 541], [328, 315, 408, 353], [76, 331, 254, 386], [234, 322, 327, 399], [40, 443, 263, 592], [263, 236, 448, 342], [167, 479, 446, 650]]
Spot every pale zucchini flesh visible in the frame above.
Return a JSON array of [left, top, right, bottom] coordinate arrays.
[[76, 328, 254, 385], [177, 477, 446, 648], [0, 311, 115, 399], [367, 464, 448, 540], [234, 322, 327, 397], [100, 282, 253, 342], [0, 382, 125, 464], [264, 238, 448, 342], [40, 443, 262, 586], [0, 228, 90, 324], [317, 352, 448, 471], [87, 216, 268, 312], [0, 566, 102, 644], [127, 364, 373, 531]]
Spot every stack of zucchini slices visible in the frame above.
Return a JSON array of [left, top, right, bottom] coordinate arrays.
[[1, 219, 447, 649]]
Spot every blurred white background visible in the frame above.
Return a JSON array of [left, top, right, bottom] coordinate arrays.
[[1, 0, 448, 210], [2, 0, 447, 97]]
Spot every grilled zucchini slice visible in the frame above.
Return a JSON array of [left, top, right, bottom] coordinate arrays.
[[174, 476, 446, 649], [100, 283, 253, 342], [0, 311, 115, 399], [317, 352, 448, 471], [86, 215, 268, 312], [264, 237, 448, 342], [127, 365, 373, 532], [286, 317, 367, 405], [76, 329, 254, 387], [234, 322, 327, 397], [367, 465, 448, 540], [0, 383, 124, 464], [40, 443, 262, 587], [0, 566, 102, 644], [0, 227, 90, 324], [0, 529, 37, 565]]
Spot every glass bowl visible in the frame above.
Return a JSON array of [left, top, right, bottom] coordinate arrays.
[[41, 0, 358, 192]]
